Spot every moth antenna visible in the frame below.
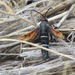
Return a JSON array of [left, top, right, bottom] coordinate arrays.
[[45, 7, 51, 18], [24, 9, 45, 19], [31, 10, 45, 18]]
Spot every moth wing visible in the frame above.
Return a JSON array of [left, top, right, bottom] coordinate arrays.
[[50, 28, 64, 39], [20, 28, 39, 41]]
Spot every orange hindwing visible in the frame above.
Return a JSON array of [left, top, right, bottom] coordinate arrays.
[[20, 29, 38, 41], [50, 28, 64, 39]]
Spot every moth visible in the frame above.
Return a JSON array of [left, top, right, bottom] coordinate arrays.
[[20, 9, 64, 60]]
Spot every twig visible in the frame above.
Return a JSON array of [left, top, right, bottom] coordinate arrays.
[[58, 39, 70, 47], [62, 63, 73, 75], [57, 28, 75, 31], [0, 10, 35, 25], [0, 38, 75, 60], [16, 0, 49, 14], [70, 32, 75, 47], [15, 14, 35, 25], [49, 11, 67, 21], [30, 11, 37, 26], [0, 42, 19, 49], [0, 26, 35, 38], [0, 53, 19, 56], [0, 1, 14, 14], [56, 3, 75, 28], [21, 47, 39, 50], [39, 0, 75, 18], [67, 32, 74, 41]]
